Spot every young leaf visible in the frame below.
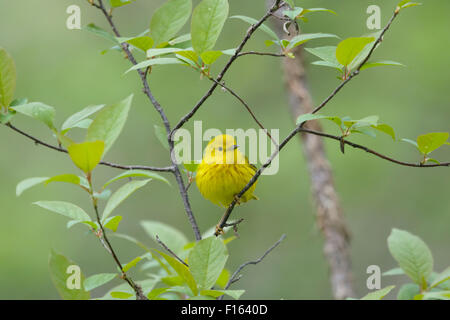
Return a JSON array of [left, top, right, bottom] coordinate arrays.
[[67, 141, 105, 173], [183, 161, 199, 173], [83, 23, 119, 45], [296, 113, 330, 125], [155, 249, 197, 295], [150, 0, 192, 47], [123, 256, 143, 273], [229, 15, 278, 41], [360, 285, 395, 300], [336, 37, 375, 67], [16, 177, 49, 196], [44, 174, 82, 187], [84, 273, 117, 291], [401, 138, 418, 148], [416, 132, 449, 155], [49, 250, 90, 300], [147, 47, 184, 58], [382, 267, 404, 276], [311, 60, 343, 72], [11, 102, 56, 129], [103, 215, 122, 232], [0, 47, 16, 109], [360, 60, 404, 71], [86, 95, 133, 154], [34, 201, 92, 222], [286, 33, 339, 50], [215, 268, 230, 288], [201, 51, 223, 65], [125, 58, 184, 74], [188, 237, 229, 291], [387, 228, 433, 288], [191, 0, 229, 54], [373, 124, 396, 140], [110, 291, 134, 299], [103, 169, 169, 189], [61, 104, 105, 133], [141, 220, 188, 255], [102, 179, 150, 220], [305, 46, 341, 67], [124, 36, 154, 52]]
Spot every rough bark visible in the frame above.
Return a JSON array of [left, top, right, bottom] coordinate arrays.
[[268, 3, 355, 299]]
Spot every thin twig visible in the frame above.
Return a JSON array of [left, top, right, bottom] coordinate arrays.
[[207, 77, 279, 148], [5, 123, 174, 172], [89, 178, 147, 300], [219, 234, 286, 299], [155, 235, 188, 267], [170, 0, 283, 137]]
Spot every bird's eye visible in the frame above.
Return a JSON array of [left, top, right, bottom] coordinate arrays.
[[218, 146, 223, 151]]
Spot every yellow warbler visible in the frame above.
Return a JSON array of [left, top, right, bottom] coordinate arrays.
[[196, 134, 258, 208]]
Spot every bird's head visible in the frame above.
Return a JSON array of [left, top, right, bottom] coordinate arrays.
[[203, 134, 243, 165]]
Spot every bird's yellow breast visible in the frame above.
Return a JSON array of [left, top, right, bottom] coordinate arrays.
[[196, 162, 257, 208]]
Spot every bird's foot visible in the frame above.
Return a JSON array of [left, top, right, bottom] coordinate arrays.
[[215, 224, 225, 236]]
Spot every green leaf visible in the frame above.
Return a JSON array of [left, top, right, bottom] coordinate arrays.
[[84, 273, 117, 291], [123, 256, 143, 273], [44, 174, 82, 187], [200, 289, 245, 300], [430, 267, 450, 289], [154, 124, 170, 150], [361, 285, 395, 300], [201, 50, 223, 65], [229, 15, 278, 41], [287, 33, 339, 50], [16, 177, 49, 196], [302, 8, 337, 16], [373, 124, 396, 140], [382, 267, 405, 276], [387, 228, 433, 288], [61, 104, 105, 133], [146, 47, 185, 58], [103, 215, 122, 232], [360, 60, 404, 71], [416, 132, 449, 155], [311, 60, 343, 72], [67, 220, 98, 230], [192, 0, 229, 54], [124, 36, 154, 52], [103, 170, 169, 189], [67, 141, 105, 173], [150, 0, 192, 46], [83, 23, 119, 44], [141, 220, 188, 255], [398, 1, 422, 9], [215, 268, 230, 288], [11, 102, 56, 129], [110, 0, 135, 8], [86, 94, 133, 154], [296, 113, 330, 125], [148, 287, 170, 300], [49, 250, 90, 300], [0, 47, 16, 109], [305, 46, 341, 67], [125, 58, 184, 74], [155, 249, 198, 296], [397, 283, 420, 300], [336, 37, 375, 67], [169, 33, 191, 46], [34, 201, 91, 222], [188, 237, 229, 291], [102, 179, 150, 220]]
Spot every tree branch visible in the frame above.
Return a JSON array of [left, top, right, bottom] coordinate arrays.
[[155, 235, 188, 267], [4, 123, 174, 172]]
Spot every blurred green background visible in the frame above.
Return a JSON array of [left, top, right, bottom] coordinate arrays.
[[0, 0, 449, 299]]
